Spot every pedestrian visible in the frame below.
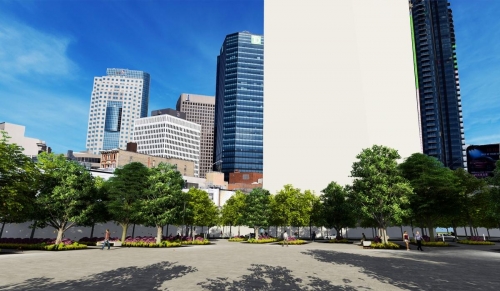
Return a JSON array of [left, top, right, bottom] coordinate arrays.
[[312, 231, 316, 242], [403, 230, 410, 251], [282, 230, 289, 247], [415, 231, 424, 251], [101, 229, 111, 250], [361, 233, 366, 245]]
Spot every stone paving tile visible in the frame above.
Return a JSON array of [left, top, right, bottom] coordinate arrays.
[[0, 240, 498, 291]]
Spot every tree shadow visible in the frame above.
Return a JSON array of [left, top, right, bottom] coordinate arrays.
[[198, 264, 363, 291], [0, 261, 196, 291], [302, 250, 500, 290]]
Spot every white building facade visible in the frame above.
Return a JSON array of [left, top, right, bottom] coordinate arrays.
[[85, 68, 150, 155], [133, 114, 201, 177], [0, 122, 49, 158], [263, 0, 423, 194]]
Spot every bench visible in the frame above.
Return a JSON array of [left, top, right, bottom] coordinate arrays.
[[362, 241, 372, 248], [97, 241, 122, 247]]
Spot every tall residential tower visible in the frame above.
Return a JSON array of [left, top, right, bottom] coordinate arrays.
[[411, 0, 465, 169], [176, 93, 215, 178], [86, 68, 150, 155], [214, 32, 264, 180]]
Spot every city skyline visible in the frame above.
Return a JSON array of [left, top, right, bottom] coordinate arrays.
[[0, 0, 499, 157]]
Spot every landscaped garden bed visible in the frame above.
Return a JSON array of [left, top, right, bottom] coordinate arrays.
[[457, 237, 495, 245], [121, 235, 210, 247], [410, 241, 450, 247], [328, 238, 351, 244], [228, 236, 247, 242], [0, 238, 87, 251], [370, 242, 402, 249], [277, 237, 307, 245]]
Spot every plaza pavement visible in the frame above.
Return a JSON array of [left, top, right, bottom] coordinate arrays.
[[0, 239, 499, 291]]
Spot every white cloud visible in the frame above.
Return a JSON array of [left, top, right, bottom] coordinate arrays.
[[0, 18, 76, 79]]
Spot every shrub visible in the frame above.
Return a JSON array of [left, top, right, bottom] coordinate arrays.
[[122, 241, 182, 248], [370, 242, 401, 249], [247, 238, 279, 244], [328, 238, 349, 243], [228, 237, 246, 242], [182, 237, 211, 245], [457, 240, 495, 245], [410, 241, 450, 247], [279, 239, 306, 245], [0, 242, 87, 251]]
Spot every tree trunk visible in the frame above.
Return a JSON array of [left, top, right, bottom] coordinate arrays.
[[120, 223, 129, 242], [451, 220, 458, 240], [309, 222, 312, 240], [487, 228, 491, 239], [400, 225, 403, 238], [464, 227, 468, 237], [90, 223, 95, 238], [229, 225, 232, 238], [56, 228, 64, 244], [30, 221, 37, 239], [166, 224, 169, 237], [238, 225, 240, 236], [276, 226, 278, 238], [380, 227, 388, 244], [428, 223, 436, 242], [0, 221, 5, 239], [132, 223, 136, 238], [254, 226, 258, 240], [156, 226, 163, 244]]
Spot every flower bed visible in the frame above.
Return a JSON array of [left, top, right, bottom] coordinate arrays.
[[122, 241, 182, 248], [0, 241, 87, 251], [410, 241, 450, 247], [78, 236, 121, 246], [328, 238, 350, 243], [247, 238, 279, 243], [370, 242, 401, 249], [457, 240, 495, 245], [181, 237, 211, 245], [278, 239, 307, 245], [228, 237, 246, 242]]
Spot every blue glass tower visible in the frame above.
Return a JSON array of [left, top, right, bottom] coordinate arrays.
[[214, 32, 264, 179], [411, 0, 465, 169]]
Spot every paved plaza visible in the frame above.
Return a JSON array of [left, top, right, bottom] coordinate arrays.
[[0, 240, 499, 290]]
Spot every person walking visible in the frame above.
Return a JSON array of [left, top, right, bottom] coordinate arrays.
[[403, 230, 410, 251], [282, 230, 289, 247], [361, 233, 366, 245], [415, 231, 424, 251], [312, 231, 316, 242], [101, 229, 111, 250]]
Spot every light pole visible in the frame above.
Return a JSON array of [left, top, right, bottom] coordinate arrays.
[[211, 160, 223, 172]]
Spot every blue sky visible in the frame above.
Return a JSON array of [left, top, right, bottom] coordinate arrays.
[[0, 0, 499, 154], [0, 0, 263, 153]]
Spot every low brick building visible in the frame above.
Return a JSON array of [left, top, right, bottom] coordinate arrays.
[[100, 148, 195, 176]]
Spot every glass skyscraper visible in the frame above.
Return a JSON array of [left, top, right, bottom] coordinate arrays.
[[214, 32, 264, 179], [86, 68, 150, 155], [410, 0, 465, 169]]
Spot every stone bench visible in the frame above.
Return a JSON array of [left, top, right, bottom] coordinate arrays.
[[362, 241, 372, 248]]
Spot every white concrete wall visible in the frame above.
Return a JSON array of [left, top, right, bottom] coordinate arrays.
[[263, 0, 422, 194]]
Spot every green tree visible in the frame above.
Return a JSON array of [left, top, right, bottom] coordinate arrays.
[[139, 162, 185, 244], [35, 152, 99, 244], [221, 191, 246, 237], [76, 176, 112, 238], [106, 162, 150, 242], [186, 188, 219, 237], [320, 182, 356, 239], [242, 188, 271, 238], [399, 153, 462, 241], [350, 145, 413, 244], [0, 131, 40, 237]]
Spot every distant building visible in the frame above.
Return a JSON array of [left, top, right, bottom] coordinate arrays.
[[176, 93, 216, 178], [151, 108, 186, 120], [85, 68, 151, 155], [0, 122, 51, 157], [411, 0, 465, 169], [99, 147, 195, 177], [66, 150, 101, 169], [227, 171, 263, 192], [214, 32, 264, 180], [133, 114, 201, 177]]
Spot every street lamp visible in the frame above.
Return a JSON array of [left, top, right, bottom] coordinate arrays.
[[211, 160, 223, 172]]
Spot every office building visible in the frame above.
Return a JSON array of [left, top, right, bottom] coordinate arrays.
[[214, 32, 264, 180], [263, 0, 422, 194], [0, 122, 50, 157], [176, 93, 215, 178], [85, 68, 151, 155], [133, 113, 201, 177], [411, 0, 465, 169]]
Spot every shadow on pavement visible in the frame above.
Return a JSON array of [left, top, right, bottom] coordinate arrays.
[[0, 261, 196, 291], [302, 249, 500, 291], [198, 264, 364, 291]]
